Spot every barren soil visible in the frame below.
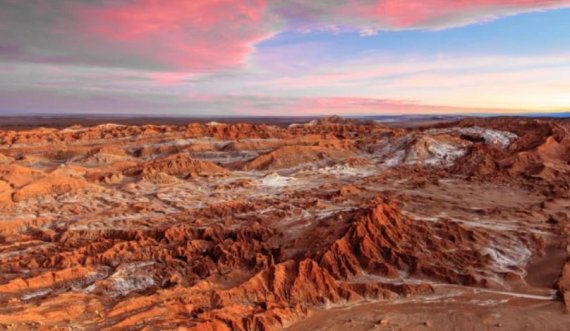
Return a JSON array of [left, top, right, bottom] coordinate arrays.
[[0, 116, 569, 330]]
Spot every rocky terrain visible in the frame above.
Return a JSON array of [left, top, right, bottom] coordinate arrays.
[[0, 116, 569, 330]]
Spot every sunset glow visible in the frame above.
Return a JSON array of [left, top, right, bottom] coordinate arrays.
[[1, 0, 569, 115]]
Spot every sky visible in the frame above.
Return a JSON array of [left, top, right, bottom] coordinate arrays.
[[0, 0, 569, 116]]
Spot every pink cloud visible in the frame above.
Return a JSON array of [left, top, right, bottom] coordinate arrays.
[[150, 72, 195, 85], [2, 0, 569, 73], [363, 0, 570, 29], [281, 0, 570, 31], [71, 0, 277, 71], [288, 97, 417, 115], [178, 95, 519, 116], [286, 96, 533, 115]]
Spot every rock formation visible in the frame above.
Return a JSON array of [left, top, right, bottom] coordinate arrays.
[[0, 117, 568, 330]]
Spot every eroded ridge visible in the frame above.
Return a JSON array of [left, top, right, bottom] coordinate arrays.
[[0, 117, 568, 330]]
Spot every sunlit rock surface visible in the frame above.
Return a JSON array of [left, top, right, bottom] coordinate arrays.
[[0, 117, 569, 330]]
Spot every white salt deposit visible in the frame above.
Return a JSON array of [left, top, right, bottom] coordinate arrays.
[[86, 261, 157, 297], [316, 164, 373, 177], [424, 141, 467, 166], [431, 127, 518, 149], [21, 288, 52, 301], [259, 173, 297, 187]]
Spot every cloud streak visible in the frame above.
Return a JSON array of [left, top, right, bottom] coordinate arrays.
[[273, 0, 570, 34], [2, 52, 568, 114]]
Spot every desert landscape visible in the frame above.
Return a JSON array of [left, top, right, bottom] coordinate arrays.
[[2, 1, 570, 330], [0, 116, 568, 330]]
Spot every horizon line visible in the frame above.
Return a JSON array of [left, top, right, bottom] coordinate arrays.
[[0, 112, 568, 119]]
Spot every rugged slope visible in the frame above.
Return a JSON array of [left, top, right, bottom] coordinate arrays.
[[0, 117, 568, 330], [126, 153, 228, 177], [243, 145, 354, 171]]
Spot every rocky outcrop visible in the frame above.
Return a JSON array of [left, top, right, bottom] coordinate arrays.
[[126, 153, 228, 177], [243, 145, 354, 171], [12, 174, 102, 202], [0, 180, 13, 210], [446, 118, 570, 183], [0, 164, 45, 188], [73, 146, 131, 166]]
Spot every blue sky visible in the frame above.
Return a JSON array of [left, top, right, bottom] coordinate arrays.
[[259, 8, 570, 62]]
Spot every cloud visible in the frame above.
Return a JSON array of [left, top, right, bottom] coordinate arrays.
[[74, 0, 279, 71], [2, 1, 569, 73], [0, 0, 279, 71], [0, 85, 520, 116], [359, 27, 379, 36], [273, 0, 570, 30], [3, 51, 569, 114], [287, 96, 526, 115]]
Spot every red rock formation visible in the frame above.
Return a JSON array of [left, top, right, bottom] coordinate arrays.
[[0, 117, 568, 330], [0, 164, 45, 188], [12, 174, 101, 202], [243, 145, 354, 171], [126, 153, 228, 177]]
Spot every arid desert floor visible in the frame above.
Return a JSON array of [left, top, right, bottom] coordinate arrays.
[[0, 116, 569, 330]]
